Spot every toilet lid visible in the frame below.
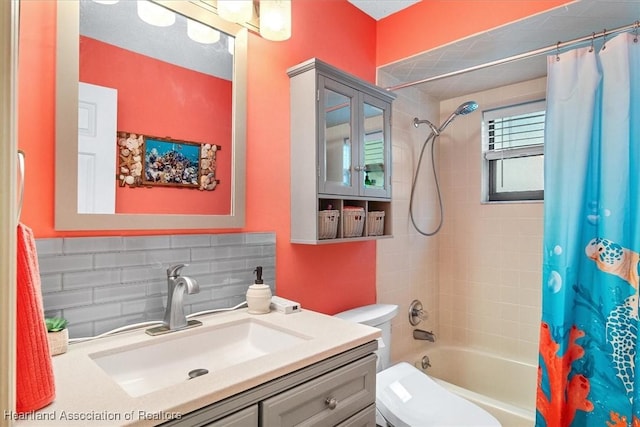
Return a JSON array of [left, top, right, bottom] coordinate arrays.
[[377, 362, 501, 427]]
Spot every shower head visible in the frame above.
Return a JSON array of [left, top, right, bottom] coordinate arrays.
[[413, 101, 478, 136], [438, 100, 478, 133], [455, 100, 479, 116], [413, 118, 440, 135]]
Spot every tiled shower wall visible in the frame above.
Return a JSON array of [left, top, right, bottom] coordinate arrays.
[[438, 78, 546, 363], [36, 232, 276, 339], [376, 73, 544, 366], [376, 71, 441, 362]]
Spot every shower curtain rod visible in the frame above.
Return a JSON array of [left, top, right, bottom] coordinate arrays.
[[385, 20, 640, 91]]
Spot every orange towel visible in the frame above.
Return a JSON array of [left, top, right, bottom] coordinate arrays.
[[16, 223, 55, 413]]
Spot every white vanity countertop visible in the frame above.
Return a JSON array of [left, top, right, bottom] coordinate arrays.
[[14, 308, 380, 426]]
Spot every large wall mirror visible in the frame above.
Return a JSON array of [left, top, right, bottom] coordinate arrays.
[[56, 0, 246, 230]]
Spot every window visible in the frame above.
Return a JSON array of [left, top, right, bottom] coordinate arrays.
[[482, 99, 545, 202], [364, 131, 384, 186]]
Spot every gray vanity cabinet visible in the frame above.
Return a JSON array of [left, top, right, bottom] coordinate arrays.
[[288, 58, 396, 244], [260, 355, 376, 426], [162, 342, 377, 427], [202, 405, 258, 427]]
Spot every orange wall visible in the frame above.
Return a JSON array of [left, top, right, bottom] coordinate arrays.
[[17, 0, 569, 315], [80, 36, 232, 215], [376, 0, 572, 66], [18, 0, 377, 314]]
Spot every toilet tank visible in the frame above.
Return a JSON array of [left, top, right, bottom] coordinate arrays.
[[334, 304, 398, 371]]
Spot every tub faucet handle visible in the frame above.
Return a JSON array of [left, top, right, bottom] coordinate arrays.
[[409, 299, 427, 326], [421, 355, 432, 369]]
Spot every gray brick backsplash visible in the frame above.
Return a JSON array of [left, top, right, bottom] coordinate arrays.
[[94, 314, 153, 336], [36, 232, 276, 338], [180, 262, 211, 276], [171, 234, 212, 249], [124, 235, 171, 251], [142, 248, 191, 266], [42, 289, 93, 311], [40, 274, 62, 293], [63, 269, 121, 290], [210, 233, 245, 246], [35, 239, 63, 256], [94, 251, 148, 269], [183, 289, 213, 306], [121, 299, 148, 316], [245, 232, 276, 244], [94, 283, 147, 304], [230, 245, 263, 258], [63, 236, 124, 254], [190, 246, 232, 261], [206, 259, 246, 273], [66, 322, 94, 340], [64, 302, 122, 324], [39, 254, 94, 274], [121, 265, 169, 284]]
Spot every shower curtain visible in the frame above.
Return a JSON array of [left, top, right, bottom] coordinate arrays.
[[537, 33, 639, 426]]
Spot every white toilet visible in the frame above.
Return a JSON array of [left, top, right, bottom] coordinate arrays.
[[335, 304, 501, 427]]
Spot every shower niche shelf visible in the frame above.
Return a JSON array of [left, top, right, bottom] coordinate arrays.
[[288, 58, 395, 244]]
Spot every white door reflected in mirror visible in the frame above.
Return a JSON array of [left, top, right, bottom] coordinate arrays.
[[78, 82, 117, 214]]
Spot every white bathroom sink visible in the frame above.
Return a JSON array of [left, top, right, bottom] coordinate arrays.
[[90, 318, 310, 397]]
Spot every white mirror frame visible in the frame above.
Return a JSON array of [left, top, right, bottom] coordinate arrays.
[[55, 0, 246, 230]]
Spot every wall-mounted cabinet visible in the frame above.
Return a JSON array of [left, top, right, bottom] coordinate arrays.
[[288, 58, 396, 244]]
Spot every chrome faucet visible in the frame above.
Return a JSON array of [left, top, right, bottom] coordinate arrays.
[[147, 264, 202, 336], [413, 329, 436, 342]]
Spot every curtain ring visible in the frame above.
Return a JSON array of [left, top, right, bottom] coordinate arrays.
[[589, 32, 595, 52], [556, 41, 561, 62], [601, 29, 607, 50], [634, 21, 639, 43]]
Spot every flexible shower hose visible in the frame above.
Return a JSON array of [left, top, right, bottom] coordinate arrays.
[[409, 131, 444, 236]]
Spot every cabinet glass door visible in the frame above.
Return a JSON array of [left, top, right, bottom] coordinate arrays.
[[318, 77, 358, 196], [361, 94, 391, 198]]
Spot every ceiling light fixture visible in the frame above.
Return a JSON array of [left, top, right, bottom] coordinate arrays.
[[217, 0, 253, 24], [259, 0, 291, 41], [136, 0, 176, 27], [187, 19, 221, 44]]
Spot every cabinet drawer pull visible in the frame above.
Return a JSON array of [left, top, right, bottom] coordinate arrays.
[[325, 397, 338, 410]]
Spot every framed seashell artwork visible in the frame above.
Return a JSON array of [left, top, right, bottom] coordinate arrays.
[[116, 132, 220, 191]]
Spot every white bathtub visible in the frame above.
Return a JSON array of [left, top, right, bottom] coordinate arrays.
[[403, 345, 536, 427]]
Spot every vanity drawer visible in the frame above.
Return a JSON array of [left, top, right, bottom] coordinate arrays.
[[335, 403, 377, 427], [202, 405, 257, 427], [261, 354, 376, 426]]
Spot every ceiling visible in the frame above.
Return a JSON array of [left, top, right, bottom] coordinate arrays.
[[369, 0, 640, 100], [348, 0, 420, 20]]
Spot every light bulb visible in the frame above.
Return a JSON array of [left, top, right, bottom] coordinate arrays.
[[187, 19, 221, 44], [217, 0, 253, 24], [260, 0, 291, 41], [136, 0, 175, 27], [228, 37, 235, 55]]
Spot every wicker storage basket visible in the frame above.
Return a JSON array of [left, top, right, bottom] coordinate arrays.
[[367, 211, 385, 236], [343, 207, 365, 237], [318, 210, 339, 239]]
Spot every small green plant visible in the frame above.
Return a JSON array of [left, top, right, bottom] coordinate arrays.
[[45, 317, 68, 332]]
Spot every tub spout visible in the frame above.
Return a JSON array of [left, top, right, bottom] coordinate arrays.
[[413, 329, 436, 342]]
